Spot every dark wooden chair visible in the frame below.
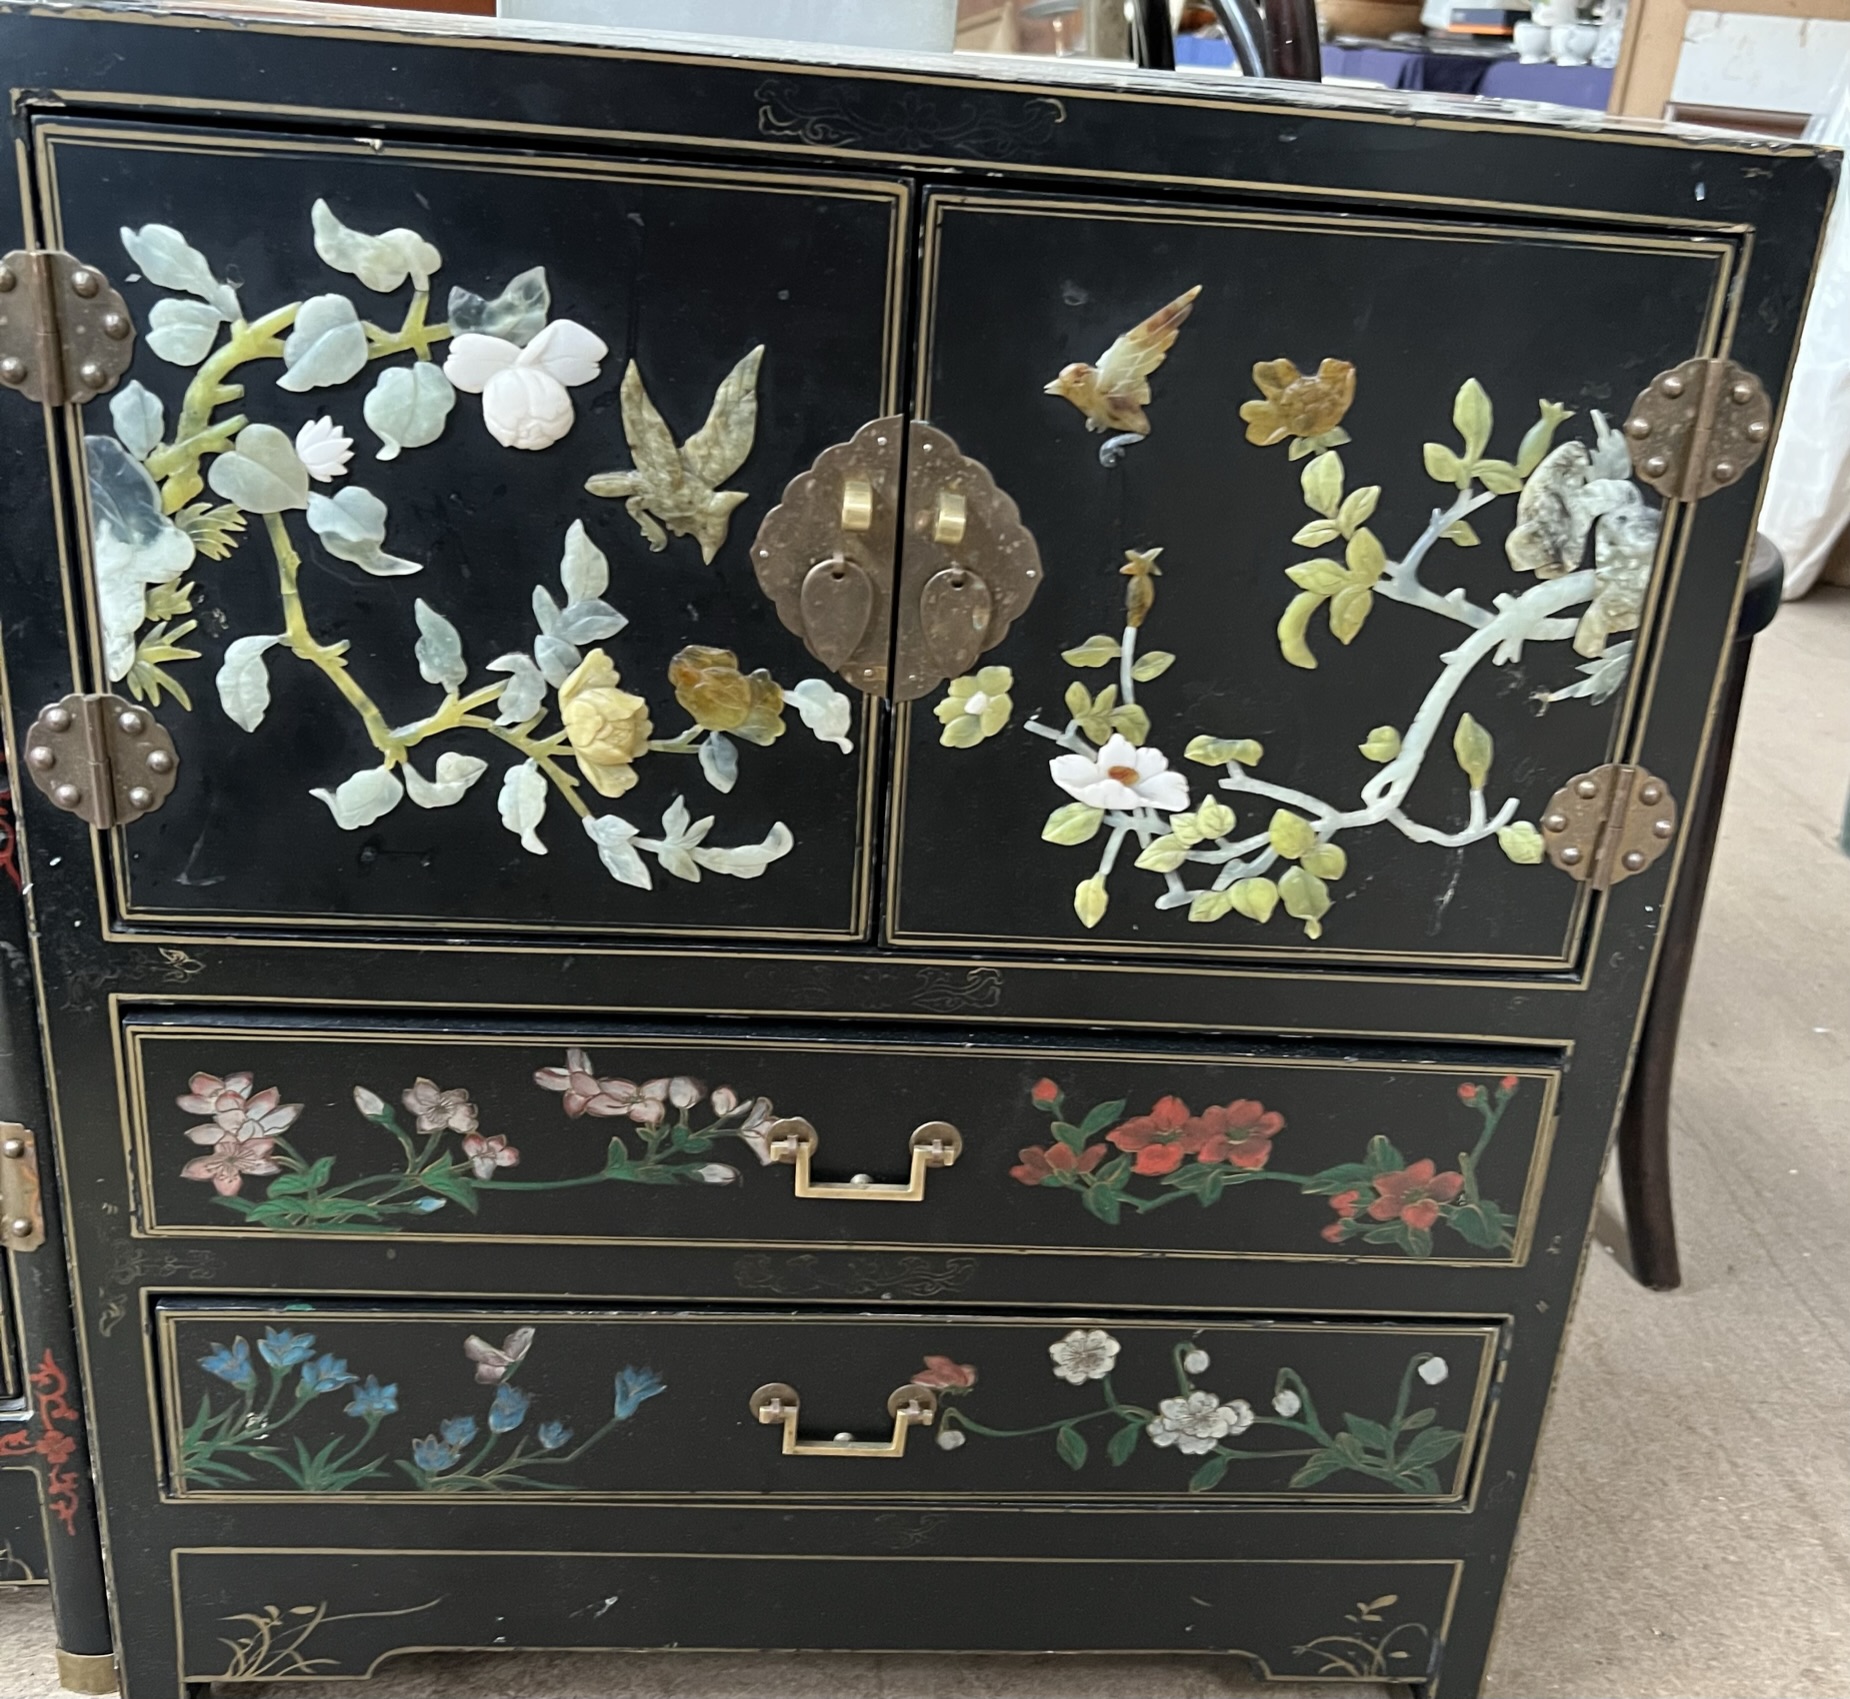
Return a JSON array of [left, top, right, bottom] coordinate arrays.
[[1617, 534, 1785, 1289]]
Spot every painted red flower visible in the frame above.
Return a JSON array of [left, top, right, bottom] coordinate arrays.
[[911, 1355, 977, 1389], [1367, 1160, 1465, 1231], [1457, 1083, 1480, 1104], [1105, 1095, 1204, 1175], [1010, 1143, 1107, 1185], [1500, 1074, 1519, 1093], [1030, 1079, 1061, 1105], [1194, 1099, 1284, 1169], [1321, 1188, 1363, 1242]]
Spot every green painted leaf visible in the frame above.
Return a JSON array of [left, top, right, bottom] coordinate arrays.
[[1188, 889, 1236, 923], [1062, 634, 1122, 667], [1300, 449, 1343, 517], [1344, 1414, 1392, 1453], [1497, 821, 1544, 864], [1400, 1407, 1437, 1432], [1358, 725, 1401, 762], [1278, 591, 1325, 670], [1453, 377, 1493, 463], [1083, 1184, 1123, 1225], [1286, 558, 1348, 595], [1056, 1425, 1089, 1470], [1043, 802, 1105, 845], [1188, 1454, 1232, 1492], [1398, 1426, 1465, 1469], [1404, 1225, 1434, 1258], [418, 1164, 481, 1214], [1423, 442, 1464, 484], [1130, 650, 1175, 682], [1336, 484, 1380, 535], [1333, 1431, 1367, 1462], [1300, 1162, 1377, 1195], [1365, 1135, 1406, 1173], [1195, 796, 1235, 838], [1292, 519, 1341, 547], [1301, 843, 1347, 881], [1268, 811, 1317, 861], [1447, 1199, 1511, 1248], [1329, 583, 1373, 644], [1108, 1423, 1142, 1466], [1453, 713, 1493, 790], [1228, 876, 1279, 923], [1077, 1098, 1129, 1139], [1472, 458, 1523, 495], [1288, 1450, 1351, 1488], [1134, 834, 1190, 872]]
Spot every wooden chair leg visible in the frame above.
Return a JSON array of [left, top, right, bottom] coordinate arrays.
[[1616, 638, 1753, 1289]]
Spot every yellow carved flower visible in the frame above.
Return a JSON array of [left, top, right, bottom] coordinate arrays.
[[667, 645, 786, 746], [1240, 358, 1356, 460], [559, 651, 651, 798], [934, 666, 1013, 748]]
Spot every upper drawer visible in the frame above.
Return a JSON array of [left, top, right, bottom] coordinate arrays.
[[156, 1302, 1499, 1507], [125, 1015, 1558, 1269]]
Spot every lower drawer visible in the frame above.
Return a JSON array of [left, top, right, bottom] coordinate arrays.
[[173, 1546, 1459, 1686], [157, 1302, 1500, 1507]]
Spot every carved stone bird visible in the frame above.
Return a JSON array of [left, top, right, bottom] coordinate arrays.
[[585, 345, 764, 564], [1043, 285, 1201, 437]]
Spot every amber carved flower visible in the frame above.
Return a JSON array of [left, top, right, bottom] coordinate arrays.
[[1239, 358, 1356, 459], [559, 650, 652, 798], [668, 645, 786, 746]]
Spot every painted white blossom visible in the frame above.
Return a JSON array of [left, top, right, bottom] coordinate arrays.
[[351, 1086, 386, 1118], [1147, 1391, 1255, 1456], [1048, 1328, 1120, 1385], [1050, 734, 1188, 813], [697, 1164, 739, 1186], [444, 318, 607, 451], [1272, 1389, 1302, 1418], [1182, 1348, 1211, 1375], [294, 416, 353, 482], [1418, 1356, 1449, 1386], [936, 1427, 966, 1450]]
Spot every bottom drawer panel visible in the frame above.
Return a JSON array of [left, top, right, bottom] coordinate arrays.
[[157, 1303, 1499, 1506], [174, 1546, 1459, 1685]]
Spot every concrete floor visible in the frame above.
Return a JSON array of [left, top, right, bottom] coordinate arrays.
[[0, 591, 1843, 1699]]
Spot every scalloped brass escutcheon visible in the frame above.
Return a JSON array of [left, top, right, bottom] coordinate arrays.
[[751, 416, 904, 695], [1540, 763, 1678, 891], [892, 421, 1043, 701], [749, 1379, 939, 1457], [1623, 358, 1770, 503], [24, 693, 179, 829], [764, 1116, 962, 1202], [0, 250, 135, 407]]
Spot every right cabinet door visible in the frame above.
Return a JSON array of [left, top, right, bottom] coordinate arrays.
[[886, 190, 1734, 970]]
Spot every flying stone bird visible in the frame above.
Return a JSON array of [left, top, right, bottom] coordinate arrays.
[[585, 345, 764, 564], [1043, 285, 1202, 454]]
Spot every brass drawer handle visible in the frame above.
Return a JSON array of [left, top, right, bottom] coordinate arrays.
[[765, 1117, 962, 1202], [749, 1381, 938, 1458]]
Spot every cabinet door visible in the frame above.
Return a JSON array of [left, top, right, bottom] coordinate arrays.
[[887, 191, 1732, 969], [39, 123, 904, 942]]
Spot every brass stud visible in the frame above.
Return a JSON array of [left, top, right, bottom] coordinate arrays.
[[1575, 778, 1600, 799], [43, 706, 71, 732], [1660, 374, 1685, 398], [77, 360, 105, 391], [1, 1139, 23, 1160], [1643, 454, 1668, 478], [1543, 812, 1569, 833], [8, 1219, 31, 1238], [838, 477, 874, 533], [1712, 461, 1736, 484], [1730, 381, 1754, 405], [146, 749, 174, 775], [69, 269, 99, 299], [26, 746, 53, 771], [1625, 417, 1652, 440], [116, 709, 145, 735], [0, 265, 14, 292], [102, 311, 130, 340], [1653, 819, 1674, 839], [1622, 849, 1646, 871], [1559, 845, 1582, 865], [1639, 783, 1662, 804], [51, 783, 79, 808], [933, 489, 968, 547], [0, 357, 25, 386], [1746, 420, 1768, 443], [125, 785, 153, 811]]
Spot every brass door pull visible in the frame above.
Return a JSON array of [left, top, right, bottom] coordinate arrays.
[[765, 1117, 962, 1202], [749, 1381, 938, 1457]]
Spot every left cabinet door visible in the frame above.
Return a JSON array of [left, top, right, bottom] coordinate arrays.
[[30, 122, 906, 943]]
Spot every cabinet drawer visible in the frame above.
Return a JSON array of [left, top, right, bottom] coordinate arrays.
[[156, 1303, 1500, 1507], [126, 1016, 1558, 1268]]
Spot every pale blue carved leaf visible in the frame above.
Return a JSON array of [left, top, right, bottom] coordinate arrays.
[[306, 486, 421, 577], [215, 634, 283, 733], [146, 298, 224, 367], [697, 731, 738, 794], [119, 223, 239, 319], [497, 760, 548, 855], [559, 519, 609, 602], [86, 436, 196, 681], [277, 294, 369, 393], [583, 813, 651, 889], [487, 653, 547, 726], [404, 752, 488, 809], [448, 266, 550, 347], [109, 381, 164, 461], [364, 363, 455, 461], [311, 199, 442, 293], [413, 599, 467, 691], [692, 822, 795, 879], [207, 425, 309, 514], [533, 634, 580, 689], [311, 765, 404, 830]]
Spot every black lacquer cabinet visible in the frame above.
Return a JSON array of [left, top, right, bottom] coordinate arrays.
[[0, 6, 1832, 1695]]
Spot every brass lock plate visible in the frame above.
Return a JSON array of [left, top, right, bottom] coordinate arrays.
[[0, 250, 135, 407], [1540, 764, 1678, 890], [0, 1125, 44, 1253], [1624, 358, 1771, 503], [25, 694, 180, 829]]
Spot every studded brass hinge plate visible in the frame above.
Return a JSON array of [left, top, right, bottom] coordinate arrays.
[[1624, 358, 1771, 503], [0, 250, 135, 407], [1540, 764, 1678, 891], [23, 694, 179, 829], [0, 1125, 44, 1254]]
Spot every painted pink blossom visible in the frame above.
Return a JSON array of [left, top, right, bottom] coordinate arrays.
[[176, 1072, 301, 1145], [180, 1134, 281, 1197]]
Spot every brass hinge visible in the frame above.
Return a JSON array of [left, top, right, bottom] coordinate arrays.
[[0, 1125, 44, 1253], [22, 694, 179, 829], [0, 250, 135, 407], [1539, 764, 1678, 891], [1624, 357, 1771, 503]]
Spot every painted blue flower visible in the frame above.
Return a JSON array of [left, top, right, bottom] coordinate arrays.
[[439, 1415, 477, 1449], [536, 1421, 572, 1452], [415, 1197, 446, 1212], [299, 1353, 358, 1397], [411, 1435, 459, 1474], [613, 1366, 666, 1421], [488, 1383, 529, 1434], [343, 1376, 398, 1420], [199, 1338, 255, 1390], [258, 1327, 316, 1370]]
